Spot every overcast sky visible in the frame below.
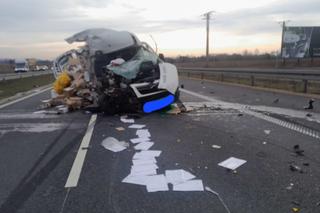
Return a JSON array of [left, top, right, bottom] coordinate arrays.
[[0, 0, 319, 59]]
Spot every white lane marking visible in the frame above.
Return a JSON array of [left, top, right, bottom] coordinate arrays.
[[65, 114, 97, 188], [0, 86, 52, 109], [181, 89, 320, 140]]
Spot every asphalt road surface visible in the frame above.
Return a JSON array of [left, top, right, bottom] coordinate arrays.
[[0, 78, 320, 213]]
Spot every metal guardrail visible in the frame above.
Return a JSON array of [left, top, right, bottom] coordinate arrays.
[[178, 67, 320, 78], [178, 67, 320, 94], [0, 70, 52, 82]]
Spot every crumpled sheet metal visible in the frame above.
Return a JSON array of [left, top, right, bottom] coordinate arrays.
[[65, 28, 141, 56]]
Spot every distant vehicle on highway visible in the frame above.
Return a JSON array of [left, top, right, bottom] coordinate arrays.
[[35, 65, 48, 71], [14, 59, 29, 72]]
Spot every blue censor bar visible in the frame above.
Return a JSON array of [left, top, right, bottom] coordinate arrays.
[[143, 95, 175, 113]]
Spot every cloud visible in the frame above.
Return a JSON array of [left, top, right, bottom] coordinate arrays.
[[0, 0, 319, 58], [215, 0, 320, 35]]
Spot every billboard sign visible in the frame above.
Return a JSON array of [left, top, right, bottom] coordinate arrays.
[[282, 26, 320, 58]]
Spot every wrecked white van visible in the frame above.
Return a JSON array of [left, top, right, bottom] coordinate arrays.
[[52, 28, 179, 114]]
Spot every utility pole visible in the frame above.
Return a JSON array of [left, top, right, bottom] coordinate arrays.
[[202, 11, 214, 67], [279, 20, 290, 58]]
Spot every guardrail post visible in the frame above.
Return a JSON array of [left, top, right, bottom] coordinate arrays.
[[220, 73, 224, 82], [201, 73, 204, 80], [250, 76, 255, 86], [303, 79, 308, 93], [187, 72, 190, 78]]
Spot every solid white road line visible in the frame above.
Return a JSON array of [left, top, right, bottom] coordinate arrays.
[[0, 86, 52, 109], [65, 114, 97, 188], [180, 88, 218, 102]]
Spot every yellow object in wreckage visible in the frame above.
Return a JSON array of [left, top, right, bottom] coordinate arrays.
[[53, 72, 71, 94]]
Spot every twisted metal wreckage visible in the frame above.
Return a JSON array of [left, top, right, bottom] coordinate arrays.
[[47, 28, 180, 114]]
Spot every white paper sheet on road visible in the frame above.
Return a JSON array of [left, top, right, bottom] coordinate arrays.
[[218, 157, 247, 170], [120, 115, 135, 123], [134, 142, 154, 150], [133, 151, 162, 160], [132, 159, 157, 165], [132, 155, 158, 160], [101, 137, 128, 152], [122, 175, 149, 185], [131, 164, 158, 174], [130, 137, 151, 144], [136, 129, 151, 138], [165, 170, 196, 185], [129, 169, 158, 176], [129, 124, 146, 129], [145, 174, 169, 192], [173, 180, 204, 191]]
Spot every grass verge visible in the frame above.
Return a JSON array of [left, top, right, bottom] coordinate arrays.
[[0, 74, 54, 100]]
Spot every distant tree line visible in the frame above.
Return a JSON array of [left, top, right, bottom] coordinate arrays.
[[165, 49, 279, 63]]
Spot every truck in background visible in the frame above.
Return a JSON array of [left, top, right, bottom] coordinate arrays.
[[27, 58, 37, 71], [14, 59, 29, 72]]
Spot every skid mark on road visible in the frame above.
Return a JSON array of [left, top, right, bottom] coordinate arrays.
[[245, 110, 320, 139], [181, 89, 320, 140]]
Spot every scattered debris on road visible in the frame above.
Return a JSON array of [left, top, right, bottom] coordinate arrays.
[[115, 127, 125, 131], [264, 129, 271, 135], [120, 115, 135, 123], [304, 99, 314, 110], [101, 137, 129, 152], [165, 104, 182, 115], [128, 124, 146, 129], [134, 141, 154, 151], [291, 201, 300, 206], [165, 169, 196, 185], [218, 157, 247, 170], [291, 207, 300, 212], [289, 163, 304, 173], [293, 144, 304, 156], [211, 144, 222, 149], [286, 183, 294, 190], [273, 98, 279, 104], [306, 113, 312, 117], [173, 179, 204, 191], [111, 115, 207, 193]]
